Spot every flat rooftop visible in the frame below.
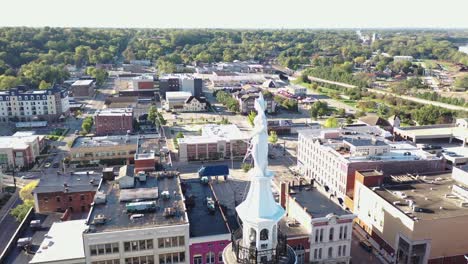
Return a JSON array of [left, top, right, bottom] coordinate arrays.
[[30, 220, 87, 264], [179, 124, 248, 145], [86, 174, 188, 233], [183, 179, 230, 238], [299, 127, 438, 162], [289, 185, 349, 218], [72, 80, 94, 86], [394, 124, 468, 141], [34, 171, 102, 194], [374, 172, 468, 220], [0, 135, 41, 149], [135, 135, 161, 160], [72, 135, 139, 148], [96, 108, 133, 117]]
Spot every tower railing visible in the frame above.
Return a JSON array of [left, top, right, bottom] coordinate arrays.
[[230, 228, 289, 264]]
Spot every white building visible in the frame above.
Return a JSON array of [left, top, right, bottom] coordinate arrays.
[[30, 220, 88, 264], [0, 87, 69, 123], [165, 92, 208, 112], [83, 174, 189, 264], [393, 56, 414, 62], [297, 126, 445, 204], [281, 181, 355, 264]]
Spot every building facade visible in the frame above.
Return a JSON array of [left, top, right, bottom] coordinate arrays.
[[71, 80, 95, 98], [297, 127, 445, 203], [353, 168, 468, 264], [178, 124, 249, 162], [0, 132, 45, 169], [0, 87, 69, 123], [95, 108, 134, 136]]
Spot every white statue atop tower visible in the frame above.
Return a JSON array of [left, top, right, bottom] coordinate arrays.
[[249, 93, 273, 178], [225, 92, 293, 264]]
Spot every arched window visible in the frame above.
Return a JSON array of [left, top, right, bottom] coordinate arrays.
[[329, 227, 334, 241], [260, 229, 269, 241], [328, 247, 333, 258], [206, 252, 215, 264], [249, 228, 257, 242]]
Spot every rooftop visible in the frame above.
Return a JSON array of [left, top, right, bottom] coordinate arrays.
[[34, 171, 102, 194], [0, 134, 41, 150], [30, 220, 87, 264], [166, 91, 192, 100], [86, 173, 188, 233], [179, 124, 248, 144], [183, 179, 230, 238], [72, 134, 139, 148], [374, 172, 468, 220], [289, 185, 349, 218], [135, 135, 162, 160], [72, 80, 94, 86], [96, 108, 133, 117], [300, 126, 438, 162]]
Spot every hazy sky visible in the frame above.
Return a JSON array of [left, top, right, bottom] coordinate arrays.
[[2, 0, 468, 28]]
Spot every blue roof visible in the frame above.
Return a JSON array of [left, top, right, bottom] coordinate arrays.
[[198, 165, 229, 177]]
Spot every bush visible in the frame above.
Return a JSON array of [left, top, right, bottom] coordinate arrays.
[[242, 163, 252, 172], [10, 200, 34, 222]]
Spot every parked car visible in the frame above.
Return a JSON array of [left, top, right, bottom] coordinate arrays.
[[52, 163, 59, 168], [44, 162, 51, 168]]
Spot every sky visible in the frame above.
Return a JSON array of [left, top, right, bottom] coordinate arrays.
[[1, 0, 468, 28]]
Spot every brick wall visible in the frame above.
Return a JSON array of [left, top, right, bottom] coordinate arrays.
[[95, 115, 133, 135], [35, 190, 96, 213]]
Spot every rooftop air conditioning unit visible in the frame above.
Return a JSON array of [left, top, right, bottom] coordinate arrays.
[[94, 214, 107, 224]]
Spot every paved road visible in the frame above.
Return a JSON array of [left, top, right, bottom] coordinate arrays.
[[350, 232, 384, 264], [0, 197, 22, 255], [307, 75, 468, 112]]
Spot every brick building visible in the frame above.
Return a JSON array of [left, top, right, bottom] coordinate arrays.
[[178, 124, 249, 162], [297, 125, 445, 205], [71, 79, 95, 98], [0, 131, 46, 170], [33, 171, 102, 214], [95, 108, 133, 136]]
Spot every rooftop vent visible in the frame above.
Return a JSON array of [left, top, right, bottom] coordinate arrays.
[[93, 214, 107, 225]]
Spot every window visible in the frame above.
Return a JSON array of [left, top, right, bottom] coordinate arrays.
[[158, 236, 184, 248], [44, 197, 48, 203], [125, 255, 154, 264], [328, 247, 333, 258], [315, 229, 319, 242], [91, 260, 120, 264], [260, 229, 269, 241], [81, 194, 85, 200], [68, 196, 73, 202], [338, 245, 342, 257], [206, 252, 215, 264], [124, 239, 153, 252], [219, 252, 223, 263], [342, 245, 346, 256], [319, 229, 324, 242], [343, 226, 348, 239], [318, 248, 322, 259], [313, 249, 318, 260], [339, 226, 343, 240], [193, 255, 202, 264], [329, 227, 334, 241]]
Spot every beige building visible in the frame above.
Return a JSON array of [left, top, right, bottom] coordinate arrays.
[[353, 166, 468, 264], [70, 135, 138, 165]]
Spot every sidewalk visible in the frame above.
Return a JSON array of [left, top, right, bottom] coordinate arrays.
[[354, 225, 394, 264]]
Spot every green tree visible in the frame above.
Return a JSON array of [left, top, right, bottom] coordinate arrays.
[[268, 131, 278, 144], [10, 200, 34, 222], [455, 75, 468, 89], [309, 101, 329, 120], [81, 116, 93, 134], [336, 108, 346, 117], [38, 80, 50, 90], [19, 180, 39, 201], [247, 111, 257, 127], [324, 117, 339, 128], [0, 75, 20, 90], [86, 67, 108, 86]]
